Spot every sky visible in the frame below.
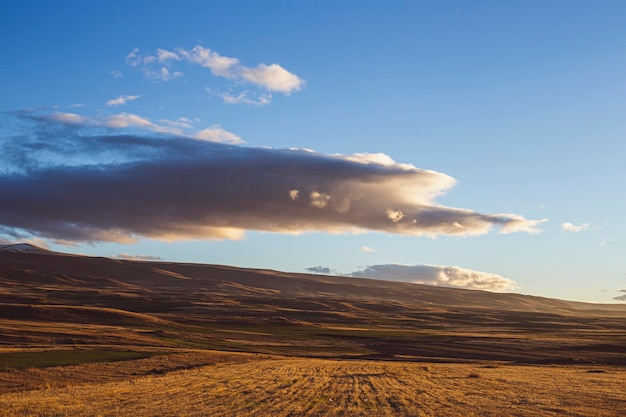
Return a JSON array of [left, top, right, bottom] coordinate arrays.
[[1, 1, 625, 303]]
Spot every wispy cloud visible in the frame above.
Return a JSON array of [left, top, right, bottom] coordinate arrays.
[[127, 45, 304, 95], [561, 222, 590, 233], [0, 112, 544, 244], [359, 246, 375, 253], [109, 70, 124, 79], [220, 91, 272, 106], [178, 45, 304, 94], [115, 253, 163, 261], [22, 110, 243, 144], [126, 48, 183, 81], [157, 67, 184, 81], [106, 95, 140, 107], [192, 126, 243, 144], [348, 264, 517, 291], [156, 48, 180, 62]]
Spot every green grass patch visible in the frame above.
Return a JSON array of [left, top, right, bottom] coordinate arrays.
[[1, 350, 156, 370]]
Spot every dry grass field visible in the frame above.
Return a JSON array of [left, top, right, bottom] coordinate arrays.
[[1, 357, 625, 416], [0, 249, 625, 415]]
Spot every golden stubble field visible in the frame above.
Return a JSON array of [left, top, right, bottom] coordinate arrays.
[[1, 356, 625, 417]]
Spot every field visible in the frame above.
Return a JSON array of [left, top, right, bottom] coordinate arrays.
[[2, 356, 625, 416], [1, 250, 625, 415]]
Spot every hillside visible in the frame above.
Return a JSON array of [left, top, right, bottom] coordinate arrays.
[[0, 247, 625, 367]]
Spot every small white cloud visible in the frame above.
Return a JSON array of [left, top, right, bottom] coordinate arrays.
[[359, 246, 375, 253], [181, 45, 239, 77], [46, 112, 86, 124], [109, 70, 124, 78], [561, 222, 590, 233], [219, 91, 272, 106], [104, 113, 162, 130], [126, 48, 183, 81], [106, 95, 141, 107], [142, 55, 157, 65], [349, 264, 517, 292], [156, 67, 183, 81], [193, 126, 244, 144], [126, 48, 141, 66], [239, 63, 304, 94], [599, 239, 608, 247], [156, 48, 180, 62], [130, 45, 304, 94]]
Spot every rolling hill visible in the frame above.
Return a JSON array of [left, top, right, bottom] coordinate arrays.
[[0, 245, 624, 367]]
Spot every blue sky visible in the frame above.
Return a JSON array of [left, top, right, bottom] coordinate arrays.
[[1, 1, 625, 302]]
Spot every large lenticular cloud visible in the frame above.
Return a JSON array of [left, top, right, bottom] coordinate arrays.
[[0, 114, 545, 244]]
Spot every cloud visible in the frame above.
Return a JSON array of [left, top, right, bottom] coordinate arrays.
[[20, 110, 243, 144], [156, 48, 180, 62], [614, 289, 626, 300], [305, 266, 334, 274], [109, 70, 124, 79], [359, 246, 375, 253], [106, 95, 141, 107], [219, 91, 272, 106], [348, 264, 517, 291], [126, 48, 183, 81], [129, 45, 304, 94], [192, 126, 244, 144], [0, 113, 544, 244], [561, 222, 590, 233], [157, 67, 183, 81], [115, 253, 163, 261], [238, 63, 303, 94]]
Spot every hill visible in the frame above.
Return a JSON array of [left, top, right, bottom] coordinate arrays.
[[0, 246, 624, 366]]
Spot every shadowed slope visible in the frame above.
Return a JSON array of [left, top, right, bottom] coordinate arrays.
[[0, 248, 625, 366], [1, 249, 625, 315]]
